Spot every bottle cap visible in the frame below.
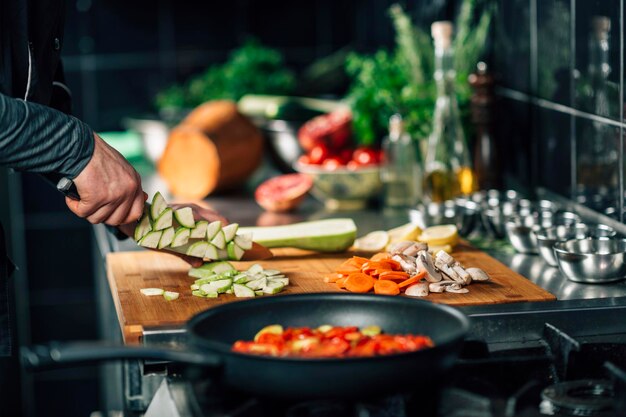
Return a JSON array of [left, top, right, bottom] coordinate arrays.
[[431, 21, 453, 49]]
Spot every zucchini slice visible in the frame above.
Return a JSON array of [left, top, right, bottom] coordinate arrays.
[[233, 232, 253, 250], [150, 192, 168, 221], [174, 207, 195, 228], [134, 211, 152, 242], [222, 223, 239, 242], [139, 230, 163, 249], [158, 227, 175, 249], [153, 208, 173, 231], [186, 241, 209, 258], [226, 241, 245, 261], [206, 221, 222, 241], [190, 221, 208, 239], [211, 230, 226, 250], [233, 284, 255, 298], [171, 227, 191, 248]]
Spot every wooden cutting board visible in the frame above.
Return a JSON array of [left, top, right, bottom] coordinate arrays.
[[107, 243, 555, 344]]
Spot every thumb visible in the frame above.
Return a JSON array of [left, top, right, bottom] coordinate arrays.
[[65, 196, 81, 214]]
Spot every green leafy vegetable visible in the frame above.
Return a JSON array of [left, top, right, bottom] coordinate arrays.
[[155, 39, 296, 111]]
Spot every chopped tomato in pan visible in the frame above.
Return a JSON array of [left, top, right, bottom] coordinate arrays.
[[231, 325, 434, 358]]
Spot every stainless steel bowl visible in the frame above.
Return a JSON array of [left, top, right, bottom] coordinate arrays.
[[505, 214, 543, 254], [554, 237, 626, 284], [533, 223, 588, 267], [409, 199, 479, 237]]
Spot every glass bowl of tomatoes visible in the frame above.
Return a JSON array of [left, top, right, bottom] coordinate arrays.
[[294, 146, 383, 211]]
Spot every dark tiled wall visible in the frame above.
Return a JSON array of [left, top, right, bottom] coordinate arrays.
[[493, 0, 624, 221]]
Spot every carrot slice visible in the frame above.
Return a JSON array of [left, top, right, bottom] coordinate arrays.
[[370, 252, 391, 261], [378, 271, 409, 280], [379, 259, 402, 271], [350, 256, 370, 266], [336, 266, 361, 275], [344, 273, 375, 293], [397, 276, 420, 289], [336, 278, 347, 289], [374, 280, 400, 295]]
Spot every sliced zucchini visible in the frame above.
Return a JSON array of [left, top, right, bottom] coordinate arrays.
[[190, 284, 200, 291], [247, 264, 264, 275], [153, 208, 172, 232], [200, 278, 232, 294], [190, 221, 208, 239], [216, 248, 228, 260], [224, 287, 234, 294], [254, 290, 264, 296], [174, 207, 195, 228], [262, 269, 281, 276], [193, 276, 221, 284], [194, 261, 235, 274], [204, 243, 219, 261], [269, 277, 289, 286], [246, 277, 267, 291], [192, 290, 205, 297], [222, 223, 239, 242], [211, 230, 226, 249], [163, 291, 179, 301], [206, 221, 222, 241], [233, 273, 249, 284], [233, 232, 253, 250], [186, 241, 209, 258], [233, 284, 255, 298], [227, 241, 245, 261], [158, 227, 175, 249], [139, 230, 163, 249], [134, 211, 152, 242], [171, 227, 191, 248], [140, 288, 164, 296], [150, 192, 168, 221], [262, 281, 284, 295]]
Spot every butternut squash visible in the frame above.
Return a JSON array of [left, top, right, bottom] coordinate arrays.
[[158, 100, 263, 199]]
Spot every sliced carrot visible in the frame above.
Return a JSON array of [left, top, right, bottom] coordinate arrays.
[[344, 273, 375, 293], [374, 280, 400, 295], [379, 259, 402, 271], [370, 252, 391, 261], [397, 276, 420, 289], [378, 271, 409, 280], [336, 278, 347, 289], [336, 266, 361, 275], [350, 256, 370, 266]]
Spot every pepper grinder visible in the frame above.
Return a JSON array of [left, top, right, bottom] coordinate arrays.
[[468, 62, 501, 190]]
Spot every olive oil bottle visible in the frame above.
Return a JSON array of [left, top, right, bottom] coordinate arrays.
[[423, 21, 475, 202]]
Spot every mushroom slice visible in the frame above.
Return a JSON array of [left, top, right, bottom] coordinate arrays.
[[402, 242, 429, 257], [434, 258, 464, 283], [452, 264, 472, 285], [405, 282, 429, 297], [391, 254, 417, 275], [466, 267, 491, 282], [428, 282, 446, 293], [388, 241, 416, 255], [435, 250, 456, 266], [415, 251, 442, 282], [445, 284, 469, 294]]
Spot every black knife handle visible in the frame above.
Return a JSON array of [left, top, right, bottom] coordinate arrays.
[[56, 177, 80, 200]]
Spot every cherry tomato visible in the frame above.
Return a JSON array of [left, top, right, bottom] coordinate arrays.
[[352, 147, 379, 166], [323, 157, 343, 170], [309, 145, 330, 165], [339, 149, 353, 165]]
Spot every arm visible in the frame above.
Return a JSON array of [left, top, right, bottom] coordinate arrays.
[[0, 92, 145, 225]]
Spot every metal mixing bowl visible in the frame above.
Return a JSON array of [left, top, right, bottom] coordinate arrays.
[[409, 199, 479, 237], [505, 214, 547, 254], [533, 223, 588, 267], [554, 237, 626, 284]]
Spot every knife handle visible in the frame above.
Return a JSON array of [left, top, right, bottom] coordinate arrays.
[[56, 177, 81, 200]]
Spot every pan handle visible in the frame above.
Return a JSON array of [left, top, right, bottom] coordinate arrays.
[[21, 341, 222, 371]]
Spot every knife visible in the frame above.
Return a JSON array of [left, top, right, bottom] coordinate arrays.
[[50, 176, 273, 261]]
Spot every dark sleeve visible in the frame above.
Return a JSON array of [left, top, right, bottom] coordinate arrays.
[[0, 92, 94, 179]]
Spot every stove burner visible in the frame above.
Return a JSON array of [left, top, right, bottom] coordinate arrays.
[[540, 380, 614, 416]]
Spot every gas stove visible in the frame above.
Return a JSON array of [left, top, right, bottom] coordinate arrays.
[[142, 322, 626, 417]]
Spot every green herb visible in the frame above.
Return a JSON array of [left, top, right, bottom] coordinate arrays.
[[155, 39, 296, 112], [345, 1, 494, 146]]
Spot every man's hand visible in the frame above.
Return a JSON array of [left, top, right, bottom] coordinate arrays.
[[66, 133, 146, 225]]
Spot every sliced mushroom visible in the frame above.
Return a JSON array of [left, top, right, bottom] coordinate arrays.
[[405, 282, 429, 297], [452, 264, 472, 285], [434, 258, 464, 283], [428, 282, 446, 293], [391, 254, 417, 275], [466, 267, 491, 282], [435, 250, 456, 266], [445, 283, 469, 294], [388, 241, 416, 255], [415, 251, 442, 282], [402, 242, 429, 257]]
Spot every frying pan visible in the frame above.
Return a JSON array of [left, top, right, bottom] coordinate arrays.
[[22, 293, 470, 399]]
